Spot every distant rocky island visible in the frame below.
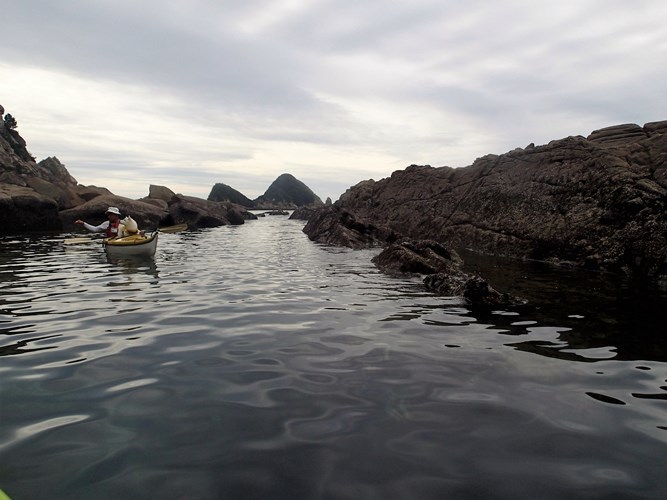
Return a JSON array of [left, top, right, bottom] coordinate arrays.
[[208, 173, 324, 210], [0, 105, 323, 233]]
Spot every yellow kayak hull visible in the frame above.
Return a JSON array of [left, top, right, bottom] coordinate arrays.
[[103, 233, 158, 257]]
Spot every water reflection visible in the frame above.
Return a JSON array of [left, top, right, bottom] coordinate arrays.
[[105, 255, 159, 281], [458, 250, 667, 363], [1, 221, 667, 499]]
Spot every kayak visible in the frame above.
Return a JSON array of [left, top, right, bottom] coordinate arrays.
[[103, 232, 158, 257]]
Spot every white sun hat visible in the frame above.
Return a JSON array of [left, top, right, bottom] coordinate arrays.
[[106, 207, 121, 215]]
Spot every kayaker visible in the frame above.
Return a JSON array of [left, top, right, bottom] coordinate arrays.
[[75, 206, 123, 238]]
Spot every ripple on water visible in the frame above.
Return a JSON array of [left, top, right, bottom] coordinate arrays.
[[1, 220, 667, 499]]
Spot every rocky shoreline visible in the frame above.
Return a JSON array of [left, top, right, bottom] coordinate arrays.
[[3, 108, 665, 303], [298, 121, 667, 300], [0, 112, 322, 233]]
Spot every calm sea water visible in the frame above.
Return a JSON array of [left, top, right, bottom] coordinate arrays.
[[1, 214, 666, 499]]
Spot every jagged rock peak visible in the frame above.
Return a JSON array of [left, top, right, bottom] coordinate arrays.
[[254, 173, 323, 209], [207, 182, 255, 208]]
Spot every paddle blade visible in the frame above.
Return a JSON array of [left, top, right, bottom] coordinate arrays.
[[158, 223, 188, 233], [63, 237, 98, 245]]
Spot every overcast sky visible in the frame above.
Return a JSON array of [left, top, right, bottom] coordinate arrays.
[[3, 0, 666, 202]]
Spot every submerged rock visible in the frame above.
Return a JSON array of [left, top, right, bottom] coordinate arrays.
[[372, 239, 522, 306], [372, 239, 462, 275], [423, 272, 523, 307]]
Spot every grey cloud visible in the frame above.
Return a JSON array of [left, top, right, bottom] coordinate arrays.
[[4, 0, 667, 201], [5, 2, 324, 114]]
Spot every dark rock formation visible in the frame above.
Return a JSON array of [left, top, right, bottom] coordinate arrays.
[[26, 157, 87, 209], [586, 123, 648, 146], [60, 195, 168, 231], [165, 194, 228, 227], [254, 173, 323, 209], [302, 205, 398, 249], [372, 239, 521, 306], [207, 182, 256, 208], [60, 187, 257, 232], [308, 120, 667, 281], [1, 118, 34, 163], [76, 185, 113, 202], [145, 184, 176, 206], [0, 185, 62, 233], [1, 116, 91, 232], [372, 239, 462, 275], [0, 109, 258, 234], [290, 206, 319, 221], [143, 185, 257, 228], [423, 272, 522, 307]]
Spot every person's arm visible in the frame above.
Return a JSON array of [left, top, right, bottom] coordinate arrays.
[[75, 220, 109, 233]]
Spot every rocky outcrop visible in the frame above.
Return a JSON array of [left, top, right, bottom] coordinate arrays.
[[25, 157, 88, 209], [161, 194, 256, 227], [60, 195, 168, 231], [1, 115, 91, 232], [1, 109, 321, 233], [144, 184, 256, 226], [1, 120, 34, 164], [0, 185, 62, 233], [302, 205, 398, 249], [208, 182, 256, 208], [290, 206, 320, 221], [145, 184, 176, 206], [372, 239, 521, 306], [0, 110, 256, 234], [254, 173, 323, 209], [308, 120, 667, 281], [586, 123, 648, 146], [60, 187, 257, 233], [423, 272, 522, 307], [372, 239, 462, 275]]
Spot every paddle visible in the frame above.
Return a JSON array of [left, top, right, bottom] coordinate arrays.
[[63, 237, 99, 245], [63, 223, 188, 245], [157, 223, 188, 233]]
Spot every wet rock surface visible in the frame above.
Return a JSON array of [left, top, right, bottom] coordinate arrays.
[[302, 205, 398, 249], [307, 121, 667, 281], [373, 239, 523, 306], [372, 239, 463, 275]]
